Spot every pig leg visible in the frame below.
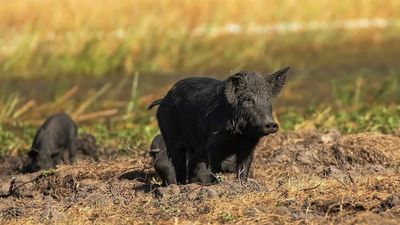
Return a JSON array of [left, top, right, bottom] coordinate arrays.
[[221, 155, 237, 173], [208, 150, 223, 174], [236, 151, 254, 183], [235, 139, 258, 183], [195, 161, 212, 184], [51, 149, 64, 168], [170, 147, 187, 184], [154, 150, 177, 186], [188, 156, 212, 184], [67, 139, 78, 164], [207, 139, 229, 176]]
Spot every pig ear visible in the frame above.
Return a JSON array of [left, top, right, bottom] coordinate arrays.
[[225, 73, 243, 105], [266, 66, 290, 97]]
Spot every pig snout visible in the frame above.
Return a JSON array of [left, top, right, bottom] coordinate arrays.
[[263, 121, 279, 134], [253, 115, 279, 135]]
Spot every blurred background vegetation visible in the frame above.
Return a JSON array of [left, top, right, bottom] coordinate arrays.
[[0, 0, 399, 156]]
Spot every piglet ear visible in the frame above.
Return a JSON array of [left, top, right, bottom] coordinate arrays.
[[225, 72, 244, 105], [265, 66, 290, 97]]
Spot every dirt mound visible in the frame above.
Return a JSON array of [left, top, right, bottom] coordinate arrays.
[[0, 158, 266, 223], [344, 214, 400, 225], [333, 133, 400, 168], [1, 130, 400, 224], [256, 131, 400, 177]]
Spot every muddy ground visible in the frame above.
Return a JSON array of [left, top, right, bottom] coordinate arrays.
[[1, 130, 400, 224]]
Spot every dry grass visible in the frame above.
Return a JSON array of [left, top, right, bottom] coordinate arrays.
[[3, 0, 400, 30], [1, 0, 400, 76]]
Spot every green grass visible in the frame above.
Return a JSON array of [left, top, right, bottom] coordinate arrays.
[[1, 81, 398, 158], [278, 74, 400, 133], [279, 105, 400, 134]]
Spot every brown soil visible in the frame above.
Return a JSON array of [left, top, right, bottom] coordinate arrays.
[[1, 130, 400, 224]]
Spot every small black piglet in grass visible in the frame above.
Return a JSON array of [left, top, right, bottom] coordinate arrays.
[[26, 113, 78, 172], [149, 67, 289, 185]]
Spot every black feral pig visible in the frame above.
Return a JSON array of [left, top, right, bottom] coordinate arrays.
[[149, 67, 289, 185], [26, 113, 78, 172]]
